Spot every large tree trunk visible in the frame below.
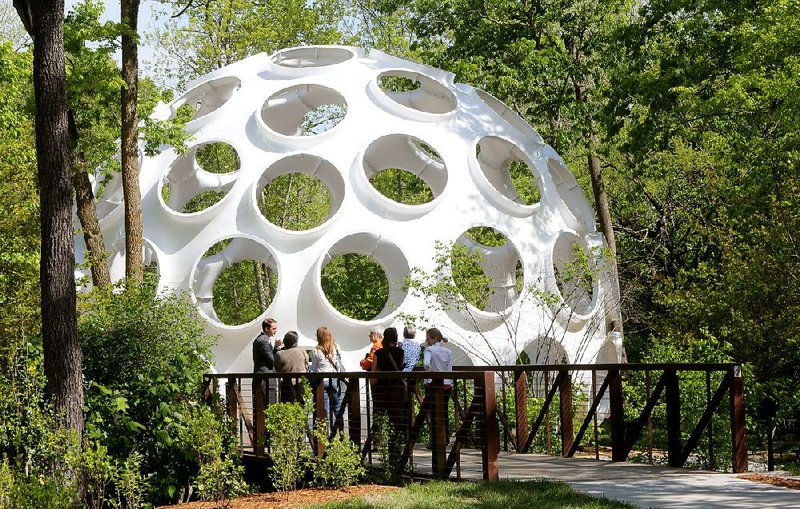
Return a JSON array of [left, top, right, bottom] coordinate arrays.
[[120, 0, 143, 284], [72, 156, 111, 288], [15, 0, 84, 435]]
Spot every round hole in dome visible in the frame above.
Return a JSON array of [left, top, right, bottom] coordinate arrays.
[[475, 136, 542, 207], [376, 70, 456, 115], [170, 76, 241, 122], [260, 84, 347, 137], [552, 232, 595, 316], [363, 134, 446, 206], [271, 46, 355, 68], [319, 233, 410, 322], [195, 142, 240, 174], [161, 146, 238, 214], [476, 89, 543, 145], [255, 154, 344, 232], [321, 254, 389, 321], [193, 237, 278, 327], [452, 227, 524, 313]]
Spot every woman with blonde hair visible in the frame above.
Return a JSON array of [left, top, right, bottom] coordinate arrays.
[[310, 326, 344, 430]]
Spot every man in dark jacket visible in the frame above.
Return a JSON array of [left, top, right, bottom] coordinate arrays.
[[253, 318, 280, 373], [252, 318, 281, 406]]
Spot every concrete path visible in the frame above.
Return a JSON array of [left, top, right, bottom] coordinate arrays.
[[409, 449, 800, 508]]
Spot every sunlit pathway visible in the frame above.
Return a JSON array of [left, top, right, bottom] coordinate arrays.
[[409, 449, 800, 508]]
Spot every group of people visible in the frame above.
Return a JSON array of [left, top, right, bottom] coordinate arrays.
[[251, 318, 454, 432]]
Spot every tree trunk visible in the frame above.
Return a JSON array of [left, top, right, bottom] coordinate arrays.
[[16, 0, 84, 436], [72, 156, 111, 288], [586, 133, 623, 332], [120, 0, 143, 284], [253, 261, 266, 312]]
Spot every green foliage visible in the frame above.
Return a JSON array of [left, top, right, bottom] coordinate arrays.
[[312, 425, 365, 488], [196, 142, 240, 174], [150, 0, 348, 87], [259, 173, 331, 231], [265, 402, 312, 492], [308, 479, 635, 509], [78, 282, 218, 502], [211, 260, 274, 326], [321, 254, 390, 320], [369, 169, 434, 205]]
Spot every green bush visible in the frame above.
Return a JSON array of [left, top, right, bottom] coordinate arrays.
[[265, 401, 312, 492], [312, 427, 364, 488], [78, 282, 219, 503]]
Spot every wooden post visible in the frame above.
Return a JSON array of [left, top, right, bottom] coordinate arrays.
[[730, 365, 748, 473], [253, 377, 265, 457], [558, 370, 573, 457], [348, 378, 362, 445], [477, 372, 499, 480], [665, 369, 682, 467], [314, 379, 326, 457], [226, 377, 238, 421], [430, 379, 447, 478], [515, 370, 529, 452], [609, 369, 626, 461]]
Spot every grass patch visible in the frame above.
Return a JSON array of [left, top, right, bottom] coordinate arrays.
[[309, 480, 634, 509]]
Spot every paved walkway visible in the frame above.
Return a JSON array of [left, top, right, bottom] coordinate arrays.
[[409, 450, 800, 508]]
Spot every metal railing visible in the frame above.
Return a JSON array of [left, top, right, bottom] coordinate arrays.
[[202, 362, 747, 480]]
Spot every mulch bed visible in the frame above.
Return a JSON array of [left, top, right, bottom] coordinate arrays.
[[157, 485, 400, 508], [738, 474, 800, 490]]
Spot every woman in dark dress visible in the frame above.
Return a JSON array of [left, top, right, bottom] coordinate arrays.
[[371, 327, 408, 450]]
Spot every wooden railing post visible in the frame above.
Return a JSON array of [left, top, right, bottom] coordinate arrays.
[[253, 376, 265, 457], [730, 365, 748, 473], [313, 378, 327, 456], [226, 376, 238, 421], [515, 370, 529, 451], [558, 370, 573, 457], [430, 379, 447, 478], [477, 372, 499, 480], [609, 369, 626, 461], [348, 378, 362, 445], [665, 369, 682, 467]]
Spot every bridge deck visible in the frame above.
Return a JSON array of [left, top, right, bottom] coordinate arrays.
[[408, 449, 800, 509]]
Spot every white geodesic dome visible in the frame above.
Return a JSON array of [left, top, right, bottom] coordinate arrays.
[[76, 46, 622, 373]]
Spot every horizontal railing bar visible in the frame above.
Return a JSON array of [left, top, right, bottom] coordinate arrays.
[[204, 371, 483, 380], [451, 363, 739, 372]]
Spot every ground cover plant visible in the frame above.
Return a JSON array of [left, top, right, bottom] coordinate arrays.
[[310, 480, 635, 509]]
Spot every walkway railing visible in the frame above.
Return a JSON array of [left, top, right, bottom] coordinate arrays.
[[202, 363, 747, 480]]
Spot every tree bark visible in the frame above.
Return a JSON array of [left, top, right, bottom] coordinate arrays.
[[120, 0, 143, 284], [72, 156, 111, 288], [253, 261, 266, 312], [15, 0, 84, 435]]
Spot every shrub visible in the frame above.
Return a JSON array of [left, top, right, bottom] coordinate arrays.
[[312, 428, 364, 488], [78, 282, 218, 503], [265, 401, 311, 492]]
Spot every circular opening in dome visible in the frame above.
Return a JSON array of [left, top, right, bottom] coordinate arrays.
[[260, 84, 347, 137], [452, 227, 524, 313], [376, 70, 456, 115], [272, 47, 354, 68], [321, 254, 389, 321], [319, 233, 410, 322], [255, 154, 344, 231], [363, 134, 446, 206], [476, 89, 543, 144], [161, 144, 239, 214], [171, 76, 241, 122], [475, 136, 541, 206], [552, 232, 595, 316], [195, 142, 240, 173], [193, 237, 278, 327]]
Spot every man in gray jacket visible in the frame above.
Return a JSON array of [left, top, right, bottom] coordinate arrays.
[[252, 318, 282, 405]]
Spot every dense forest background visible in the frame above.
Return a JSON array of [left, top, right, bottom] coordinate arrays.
[[1, 0, 799, 499]]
